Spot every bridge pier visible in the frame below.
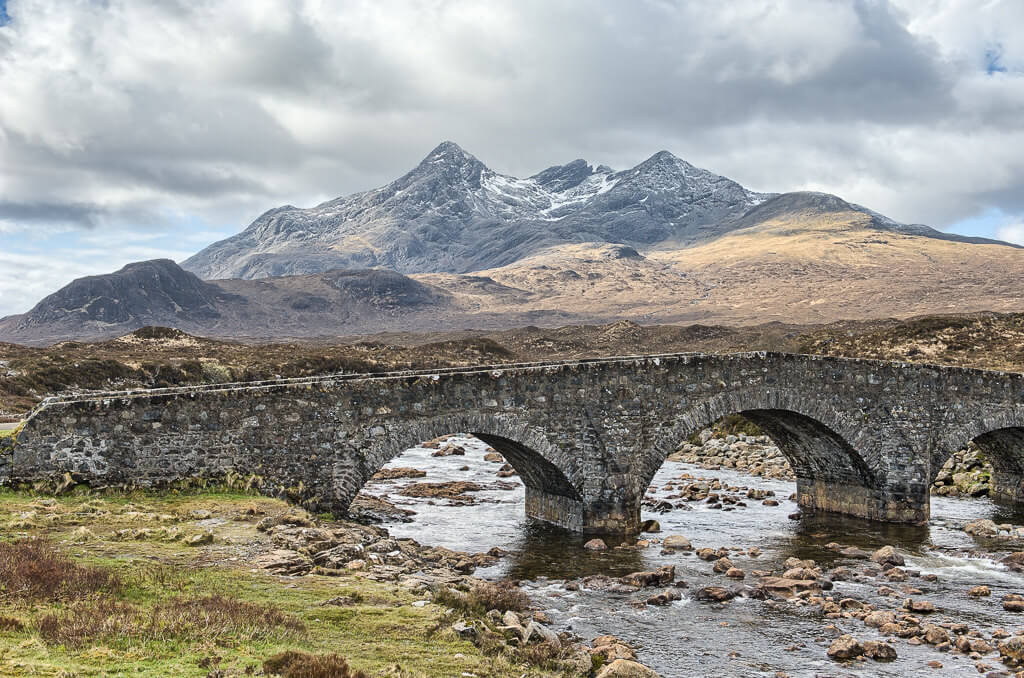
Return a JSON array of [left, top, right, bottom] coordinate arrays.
[[524, 487, 642, 534], [524, 487, 584, 531], [991, 472, 1024, 504], [973, 428, 1024, 505], [796, 478, 929, 524]]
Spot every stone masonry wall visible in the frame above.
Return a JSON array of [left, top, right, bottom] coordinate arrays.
[[3, 352, 1023, 533]]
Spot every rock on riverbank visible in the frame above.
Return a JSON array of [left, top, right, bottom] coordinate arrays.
[[669, 428, 993, 496], [668, 430, 794, 480]]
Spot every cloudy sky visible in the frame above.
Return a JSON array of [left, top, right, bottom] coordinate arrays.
[[0, 0, 1022, 317]]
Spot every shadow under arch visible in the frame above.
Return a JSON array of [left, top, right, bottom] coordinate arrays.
[[335, 414, 585, 530], [640, 389, 914, 523], [934, 412, 1024, 504]]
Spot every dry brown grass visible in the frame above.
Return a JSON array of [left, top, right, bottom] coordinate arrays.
[[433, 581, 530, 616], [36, 594, 305, 648], [4, 306, 1022, 418], [263, 650, 366, 678], [0, 539, 121, 602], [0, 616, 25, 632]]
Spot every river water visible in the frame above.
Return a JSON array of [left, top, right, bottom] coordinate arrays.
[[360, 435, 1024, 677]]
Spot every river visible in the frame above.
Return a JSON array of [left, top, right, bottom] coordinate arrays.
[[359, 435, 1024, 677]]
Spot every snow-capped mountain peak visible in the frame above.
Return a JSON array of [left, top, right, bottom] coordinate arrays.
[[179, 142, 788, 279]]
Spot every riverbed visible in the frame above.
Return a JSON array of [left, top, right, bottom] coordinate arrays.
[[360, 435, 1024, 677]]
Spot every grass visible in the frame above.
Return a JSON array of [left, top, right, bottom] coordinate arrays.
[[687, 413, 764, 444], [0, 487, 578, 678]]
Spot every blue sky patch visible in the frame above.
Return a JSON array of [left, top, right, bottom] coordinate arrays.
[[985, 44, 1008, 74]]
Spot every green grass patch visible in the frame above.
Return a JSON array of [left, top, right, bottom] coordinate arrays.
[[0, 488, 576, 678]]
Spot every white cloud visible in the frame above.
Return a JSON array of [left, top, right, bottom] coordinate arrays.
[[1, 0, 1023, 312], [997, 222, 1024, 245]]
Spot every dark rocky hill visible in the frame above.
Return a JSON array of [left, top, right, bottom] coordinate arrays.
[[0, 262, 477, 345]]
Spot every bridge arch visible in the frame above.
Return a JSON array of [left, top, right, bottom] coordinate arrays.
[[637, 388, 902, 521], [643, 389, 882, 489], [333, 413, 584, 530], [933, 410, 1024, 503]]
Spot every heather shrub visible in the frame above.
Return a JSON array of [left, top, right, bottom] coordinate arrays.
[[36, 594, 304, 648], [433, 580, 529, 616], [0, 539, 121, 602], [263, 650, 366, 678]]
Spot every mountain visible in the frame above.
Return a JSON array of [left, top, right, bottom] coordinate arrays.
[[183, 142, 1013, 284], [181, 141, 772, 280], [0, 261, 474, 345], [10, 260, 229, 331], [3, 142, 1023, 345]]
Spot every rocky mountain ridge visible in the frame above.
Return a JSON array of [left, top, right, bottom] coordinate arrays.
[[181, 142, 770, 280], [182, 141, 1013, 283]]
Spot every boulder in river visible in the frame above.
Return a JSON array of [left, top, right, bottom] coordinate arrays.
[[871, 545, 904, 567], [496, 463, 518, 477], [694, 586, 736, 602], [963, 518, 998, 536], [590, 636, 638, 661], [398, 481, 483, 500], [757, 577, 820, 598], [712, 557, 734, 573], [1002, 593, 1024, 612], [431, 444, 466, 457], [903, 598, 937, 613], [595, 659, 661, 678], [1001, 552, 1024, 572], [621, 565, 675, 588], [662, 535, 692, 551], [863, 610, 896, 628], [968, 585, 991, 597], [839, 546, 871, 559], [922, 624, 949, 645], [827, 635, 864, 660], [370, 467, 427, 480], [999, 635, 1024, 662], [862, 640, 897, 661], [584, 538, 608, 551], [646, 589, 682, 606], [782, 567, 818, 580], [347, 495, 416, 523]]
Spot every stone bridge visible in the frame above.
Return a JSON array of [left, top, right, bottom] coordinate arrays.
[[2, 352, 1023, 534]]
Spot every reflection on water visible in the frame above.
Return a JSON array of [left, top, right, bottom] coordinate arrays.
[[362, 435, 1024, 678]]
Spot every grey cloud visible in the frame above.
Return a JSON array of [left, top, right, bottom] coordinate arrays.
[[0, 0, 1022, 236], [0, 201, 102, 228]]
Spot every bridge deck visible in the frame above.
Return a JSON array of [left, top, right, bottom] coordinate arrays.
[[22, 350, 1020, 421]]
